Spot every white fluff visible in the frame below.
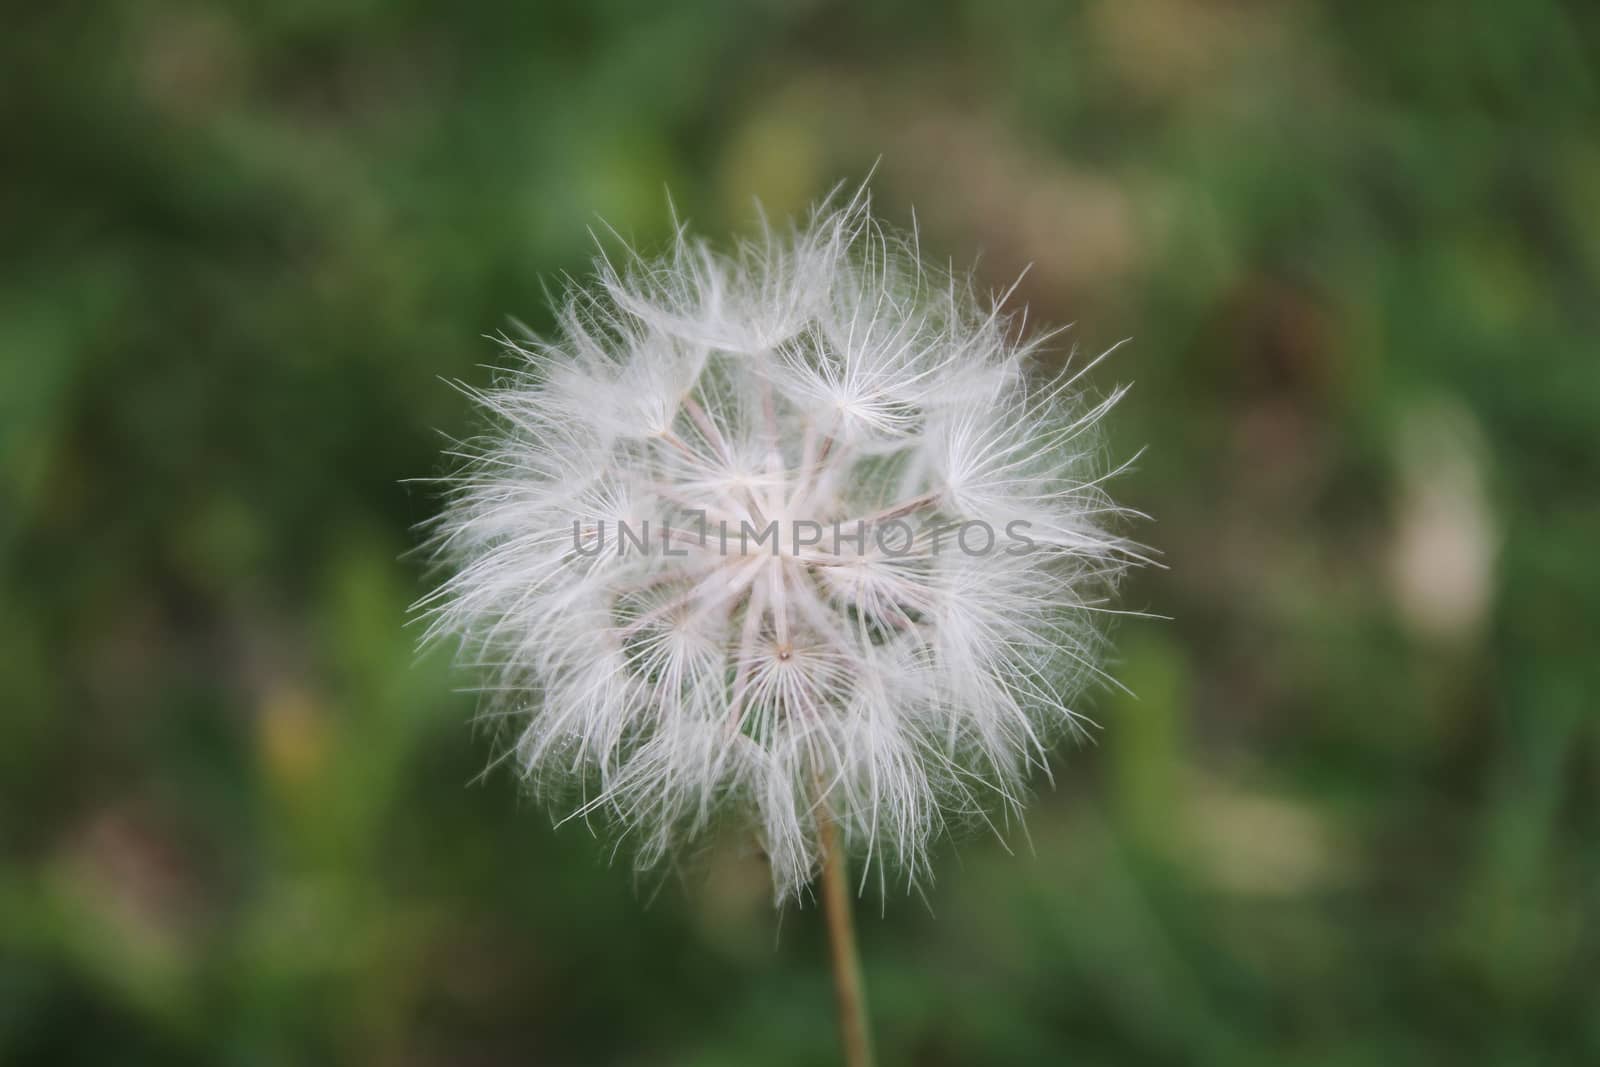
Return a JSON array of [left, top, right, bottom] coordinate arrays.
[[422, 188, 1143, 903]]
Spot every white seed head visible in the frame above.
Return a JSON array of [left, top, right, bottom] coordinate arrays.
[[423, 189, 1144, 903]]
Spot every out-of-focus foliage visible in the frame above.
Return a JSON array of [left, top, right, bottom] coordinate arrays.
[[2, 1, 1597, 1063]]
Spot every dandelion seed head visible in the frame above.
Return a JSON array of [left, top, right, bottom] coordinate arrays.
[[423, 187, 1142, 903]]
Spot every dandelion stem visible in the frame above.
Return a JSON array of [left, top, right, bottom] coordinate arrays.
[[818, 808, 874, 1067]]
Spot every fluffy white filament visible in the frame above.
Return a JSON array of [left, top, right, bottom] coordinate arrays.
[[423, 189, 1143, 903]]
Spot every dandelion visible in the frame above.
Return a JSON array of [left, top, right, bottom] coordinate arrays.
[[422, 186, 1143, 1066]]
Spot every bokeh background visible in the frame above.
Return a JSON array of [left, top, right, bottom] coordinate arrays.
[[4, 1, 1598, 1064]]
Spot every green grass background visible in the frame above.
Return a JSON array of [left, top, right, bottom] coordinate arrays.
[[3, 1, 1598, 1063]]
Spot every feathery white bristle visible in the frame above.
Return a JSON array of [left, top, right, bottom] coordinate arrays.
[[422, 188, 1143, 904]]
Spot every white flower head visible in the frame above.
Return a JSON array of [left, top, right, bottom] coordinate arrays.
[[423, 187, 1145, 904]]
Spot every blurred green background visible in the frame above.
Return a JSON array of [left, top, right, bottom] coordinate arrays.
[[4, 1, 1598, 1064]]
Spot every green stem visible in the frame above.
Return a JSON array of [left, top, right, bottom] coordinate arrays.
[[818, 810, 874, 1067]]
